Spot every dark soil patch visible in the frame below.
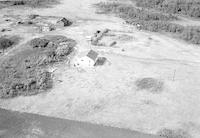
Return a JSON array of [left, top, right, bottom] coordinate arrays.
[[135, 77, 164, 93], [157, 128, 192, 138], [0, 35, 76, 98]]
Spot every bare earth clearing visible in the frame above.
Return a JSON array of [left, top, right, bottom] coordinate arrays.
[[1, 0, 200, 138]]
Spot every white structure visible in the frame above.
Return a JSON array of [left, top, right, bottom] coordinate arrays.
[[74, 50, 99, 68]]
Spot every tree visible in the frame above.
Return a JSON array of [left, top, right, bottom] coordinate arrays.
[[0, 38, 14, 53]]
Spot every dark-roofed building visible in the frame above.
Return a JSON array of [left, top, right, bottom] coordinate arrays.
[[86, 50, 98, 61], [74, 50, 99, 68]]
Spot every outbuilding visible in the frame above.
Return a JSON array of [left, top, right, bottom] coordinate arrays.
[[74, 50, 99, 68]]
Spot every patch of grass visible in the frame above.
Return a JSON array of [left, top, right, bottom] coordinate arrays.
[[0, 0, 60, 8], [157, 128, 192, 138], [0, 35, 76, 98], [135, 77, 164, 93], [96, 2, 200, 44]]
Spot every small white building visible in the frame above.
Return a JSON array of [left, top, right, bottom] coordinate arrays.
[[39, 23, 55, 32], [74, 50, 99, 68]]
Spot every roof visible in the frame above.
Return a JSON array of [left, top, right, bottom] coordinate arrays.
[[86, 50, 99, 61], [59, 17, 67, 21], [57, 17, 72, 26]]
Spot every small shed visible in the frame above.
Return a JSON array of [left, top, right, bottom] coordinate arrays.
[[39, 24, 55, 32], [74, 50, 99, 68], [56, 17, 72, 27]]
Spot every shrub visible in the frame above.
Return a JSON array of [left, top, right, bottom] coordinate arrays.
[[30, 38, 50, 48], [0, 70, 53, 98], [157, 128, 192, 138], [130, 20, 184, 33], [181, 26, 200, 44], [28, 14, 39, 19], [0, 37, 14, 52]]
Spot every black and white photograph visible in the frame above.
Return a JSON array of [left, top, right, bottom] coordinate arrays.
[[0, 0, 199, 137]]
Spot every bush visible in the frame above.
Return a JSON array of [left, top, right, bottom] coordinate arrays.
[[157, 128, 192, 138], [129, 20, 184, 33], [0, 37, 14, 51], [181, 26, 200, 44], [30, 38, 50, 48], [28, 14, 39, 19], [0, 70, 53, 98]]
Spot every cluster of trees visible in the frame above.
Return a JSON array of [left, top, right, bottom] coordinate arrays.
[[130, 20, 200, 44], [97, 2, 200, 44], [97, 2, 176, 21], [134, 0, 200, 18], [128, 20, 184, 33]]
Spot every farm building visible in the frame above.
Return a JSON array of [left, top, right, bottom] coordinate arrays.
[[74, 50, 99, 68]]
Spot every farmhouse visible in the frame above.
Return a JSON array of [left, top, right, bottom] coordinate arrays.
[[74, 50, 99, 68]]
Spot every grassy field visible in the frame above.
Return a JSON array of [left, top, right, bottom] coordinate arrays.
[[96, 1, 200, 45]]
